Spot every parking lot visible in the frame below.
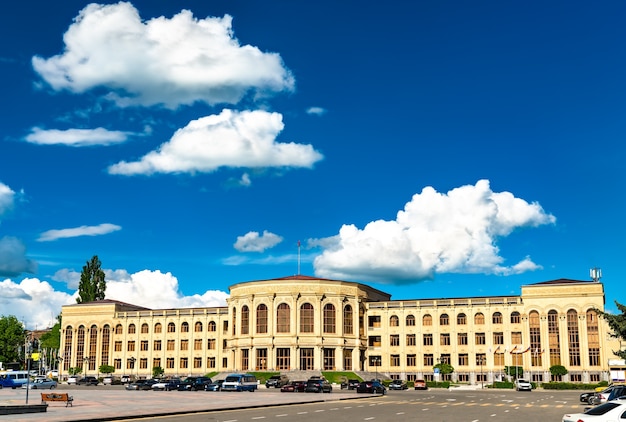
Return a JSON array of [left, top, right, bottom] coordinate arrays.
[[0, 385, 592, 422]]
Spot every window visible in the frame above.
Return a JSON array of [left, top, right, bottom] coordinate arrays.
[[167, 322, 176, 333], [475, 333, 486, 345], [153, 340, 161, 351], [439, 314, 449, 326], [256, 304, 268, 334], [475, 353, 487, 366], [241, 306, 249, 335], [406, 334, 416, 346], [140, 358, 147, 369], [323, 348, 335, 370], [390, 315, 399, 327], [494, 353, 504, 366], [458, 333, 468, 345], [587, 309, 600, 366], [208, 321, 216, 332], [128, 324, 136, 334], [423, 314, 432, 326], [127, 358, 135, 370], [300, 303, 314, 333], [457, 313, 467, 325], [101, 325, 110, 366], [493, 332, 504, 345], [114, 359, 121, 370], [194, 339, 202, 350], [474, 313, 485, 325], [407, 354, 416, 367], [181, 322, 189, 332], [510, 312, 521, 324], [424, 354, 434, 366], [390, 334, 400, 346], [529, 310, 543, 366], [277, 303, 290, 333], [458, 354, 468, 366], [207, 357, 216, 368], [207, 339, 216, 350], [115, 324, 123, 334], [390, 355, 400, 367], [194, 321, 203, 332], [423, 333, 433, 346], [153, 358, 161, 369], [567, 309, 581, 366], [166, 358, 174, 369], [114, 341, 122, 352], [180, 339, 189, 351], [323, 304, 336, 334], [194, 357, 202, 369], [167, 340, 175, 351], [406, 315, 416, 326], [140, 340, 148, 351], [127, 341, 135, 352], [492, 312, 503, 324], [276, 348, 290, 371], [511, 331, 522, 344], [154, 323, 162, 333], [440, 333, 450, 346], [141, 323, 149, 334], [343, 305, 353, 335], [180, 358, 188, 369]]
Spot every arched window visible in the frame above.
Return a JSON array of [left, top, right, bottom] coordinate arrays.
[[241, 306, 249, 335], [423, 314, 432, 326], [440, 314, 449, 326], [474, 313, 485, 325], [390, 315, 399, 327], [510, 312, 521, 324], [277, 303, 290, 333], [492, 312, 503, 324], [256, 304, 268, 334], [208, 321, 216, 332], [115, 324, 123, 334], [406, 315, 416, 326], [167, 322, 176, 333], [567, 309, 581, 366], [529, 310, 542, 367], [154, 323, 162, 333], [76, 326, 85, 368], [548, 310, 560, 366], [344, 305, 353, 334], [300, 303, 314, 333], [181, 322, 189, 333], [128, 323, 136, 334], [323, 304, 336, 333], [88, 325, 97, 370], [586, 309, 600, 366], [194, 321, 203, 332], [457, 313, 467, 325], [101, 325, 110, 366], [63, 326, 73, 370], [141, 323, 149, 334]]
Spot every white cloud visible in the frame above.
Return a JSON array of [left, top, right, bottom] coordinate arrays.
[[32, 2, 294, 109], [306, 107, 327, 116], [0, 182, 17, 216], [37, 223, 122, 242], [108, 109, 323, 176], [25, 127, 131, 147], [0, 237, 38, 277], [313, 180, 556, 283], [1, 269, 229, 329], [234, 230, 283, 252]]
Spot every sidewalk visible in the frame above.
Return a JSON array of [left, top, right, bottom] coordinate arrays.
[[0, 384, 368, 421]]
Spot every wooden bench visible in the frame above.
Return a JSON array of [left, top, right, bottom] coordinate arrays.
[[41, 392, 73, 407]]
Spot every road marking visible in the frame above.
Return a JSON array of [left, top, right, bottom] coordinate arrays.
[[275, 415, 287, 417], [251, 418, 265, 420], [396, 412, 405, 415]]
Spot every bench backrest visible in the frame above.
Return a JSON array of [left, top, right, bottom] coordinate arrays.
[[41, 393, 70, 400]]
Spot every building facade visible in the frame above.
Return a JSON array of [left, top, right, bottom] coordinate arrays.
[[59, 275, 620, 384]]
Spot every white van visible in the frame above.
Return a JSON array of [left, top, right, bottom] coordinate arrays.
[[221, 374, 257, 392]]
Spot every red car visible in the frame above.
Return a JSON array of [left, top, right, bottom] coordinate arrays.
[[414, 379, 428, 390], [281, 381, 306, 392]]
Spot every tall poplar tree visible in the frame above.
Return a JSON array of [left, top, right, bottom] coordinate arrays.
[[76, 255, 106, 303]]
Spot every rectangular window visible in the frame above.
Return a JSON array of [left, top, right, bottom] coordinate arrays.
[[407, 354, 416, 367], [153, 358, 161, 369], [194, 357, 202, 369], [458, 354, 468, 366], [589, 348, 600, 366], [241, 349, 249, 371], [207, 357, 216, 368], [493, 332, 504, 345], [167, 340, 175, 351], [166, 358, 174, 369], [390, 334, 400, 347], [139, 358, 148, 369], [153, 340, 161, 351], [458, 333, 468, 345], [114, 359, 121, 370], [127, 341, 135, 352], [114, 341, 122, 352], [423, 334, 433, 346], [276, 348, 290, 371], [140, 340, 149, 351], [424, 354, 434, 366], [475, 333, 486, 345], [511, 332, 522, 344], [440, 333, 450, 346], [180, 339, 189, 351], [406, 334, 416, 346], [194, 339, 203, 350], [180, 358, 188, 369], [494, 353, 504, 366], [390, 355, 400, 367], [207, 339, 216, 350]]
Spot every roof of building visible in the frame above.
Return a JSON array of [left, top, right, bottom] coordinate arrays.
[[64, 299, 150, 310], [526, 278, 596, 286]]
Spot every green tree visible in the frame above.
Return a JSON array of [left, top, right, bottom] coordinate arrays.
[[0, 315, 26, 365], [549, 365, 568, 377], [504, 366, 524, 379], [39, 315, 61, 350], [595, 301, 626, 359], [434, 362, 454, 377], [152, 366, 165, 378], [99, 364, 115, 375], [77, 255, 107, 303], [68, 367, 83, 376]]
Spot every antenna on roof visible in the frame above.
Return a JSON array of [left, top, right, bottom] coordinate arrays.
[[590, 267, 602, 282], [297, 240, 301, 275]]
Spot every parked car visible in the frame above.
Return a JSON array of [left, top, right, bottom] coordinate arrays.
[[562, 399, 626, 422], [356, 380, 386, 395], [221, 373, 258, 392], [120, 375, 131, 384], [22, 378, 58, 389], [266, 374, 289, 388], [514, 378, 532, 391], [77, 376, 99, 386], [414, 379, 428, 390], [205, 380, 224, 391], [66, 376, 79, 385], [178, 376, 213, 391], [281, 381, 306, 392], [346, 379, 361, 390], [389, 379, 408, 390], [580, 391, 596, 403], [305, 378, 332, 393], [592, 385, 626, 405], [152, 378, 181, 391]]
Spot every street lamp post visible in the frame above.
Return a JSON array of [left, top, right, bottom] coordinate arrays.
[[83, 357, 89, 378], [374, 357, 380, 380], [479, 356, 485, 389], [129, 357, 136, 380]]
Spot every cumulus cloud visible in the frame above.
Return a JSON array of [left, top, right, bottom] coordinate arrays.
[[25, 127, 131, 147], [32, 2, 294, 109], [313, 180, 556, 283], [0, 269, 229, 329], [234, 230, 283, 252], [37, 223, 122, 242], [0, 237, 38, 277], [0, 182, 16, 216], [108, 109, 323, 175]]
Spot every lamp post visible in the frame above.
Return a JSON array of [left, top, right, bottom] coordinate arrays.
[[374, 357, 380, 380], [479, 356, 485, 389], [129, 357, 136, 381], [83, 357, 89, 378]]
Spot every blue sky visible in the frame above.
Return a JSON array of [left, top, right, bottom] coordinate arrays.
[[1, 1, 624, 329]]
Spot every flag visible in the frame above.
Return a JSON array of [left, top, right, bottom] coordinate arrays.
[[494, 346, 500, 354], [509, 345, 518, 354], [522, 346, 531, 353]]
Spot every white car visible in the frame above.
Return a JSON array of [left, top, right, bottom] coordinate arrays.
[[514, 378, 532, 391], [563, 399, 626, 422], [66, 376, 78, 385]]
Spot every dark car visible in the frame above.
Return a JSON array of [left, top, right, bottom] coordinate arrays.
[[281, 381, 306, 392], [76, 376, 99, 386], [342, 379, 361, 390], [205, 380, 224, 391], [305, 378, 332, 393], [580, 391, 596, 403], [389, 379, 408, 390], [356, 380, 386, 395], [266, 374, 289, 388], [178, 376, 213, 391], [125, 379, 156, 390], [592, 385, 626, 405]]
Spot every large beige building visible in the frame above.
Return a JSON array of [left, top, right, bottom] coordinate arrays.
[[59, 275, 621, 384]]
